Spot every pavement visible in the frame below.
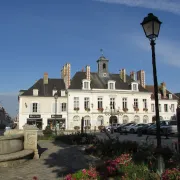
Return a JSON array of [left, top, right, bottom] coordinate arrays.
[[0, 140, 99, 180]]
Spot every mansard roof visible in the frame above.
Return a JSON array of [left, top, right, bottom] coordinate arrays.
[[69, 71, 148, 92], [20, 78, 65, 96]]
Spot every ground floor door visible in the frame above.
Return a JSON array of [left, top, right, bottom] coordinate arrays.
[[109, 116, 118, 124]]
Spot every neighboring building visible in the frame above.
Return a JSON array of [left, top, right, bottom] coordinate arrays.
[[67, 55, 153, 130], [18, 72, 68, 130], [146, 84, 178, 121]]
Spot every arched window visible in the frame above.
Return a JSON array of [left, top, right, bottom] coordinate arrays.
[[103, 63, 106, 70], [143, 115, 149, 123], [97, 115, 104, 126], [123, 115, 129, 124], [134, 115, 140, 123], [84, 115, 91, 126]]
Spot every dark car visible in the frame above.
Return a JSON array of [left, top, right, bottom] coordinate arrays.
[[137, 123, 154, 134], [117, 123, 136, 133]]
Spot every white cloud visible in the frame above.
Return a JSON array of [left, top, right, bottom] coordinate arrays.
[[129, 34, 180, 67], [95, 0, 180, 15]]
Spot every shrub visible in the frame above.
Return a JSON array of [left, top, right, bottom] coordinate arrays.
[[161, 168, 180, 180], [84, 126, 91, 130], [98, 125, 105, 131], [43, 126, 53, 136], [74, 126, 80, 131]]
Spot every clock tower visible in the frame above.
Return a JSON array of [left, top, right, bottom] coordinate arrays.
[[97, 50, 109, 78]]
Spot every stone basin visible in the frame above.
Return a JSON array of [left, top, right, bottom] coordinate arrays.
[[0, 134, 24, 155]]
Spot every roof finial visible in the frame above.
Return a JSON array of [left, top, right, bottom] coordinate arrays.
[[100, 49, 104, 56]]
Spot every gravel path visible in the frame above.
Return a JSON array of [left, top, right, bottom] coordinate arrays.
[[0, 140, 99, 180]]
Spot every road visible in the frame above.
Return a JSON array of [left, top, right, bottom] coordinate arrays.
[[95, 132, 178, 150]]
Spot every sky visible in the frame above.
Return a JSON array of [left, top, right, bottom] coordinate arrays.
[[0, 0, 180, 116]]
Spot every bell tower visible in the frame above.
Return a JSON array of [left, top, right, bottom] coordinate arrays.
[[97, 49, 109, 78]]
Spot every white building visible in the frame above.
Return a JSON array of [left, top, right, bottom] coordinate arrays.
[[18, 72, 68, 130], [18, 55, 178, 130]]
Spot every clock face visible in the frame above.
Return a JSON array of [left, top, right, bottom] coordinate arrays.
[[103, 73, 107, 77]]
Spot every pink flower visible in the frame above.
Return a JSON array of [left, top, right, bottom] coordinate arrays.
[[82, 169, 87, 174]]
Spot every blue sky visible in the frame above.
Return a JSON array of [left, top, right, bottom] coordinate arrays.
[[0, 0, 180, 116]]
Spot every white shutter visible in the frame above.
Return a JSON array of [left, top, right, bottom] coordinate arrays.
[[37, 103, 40, 113], [30, 103, 33, 113], [52, 103, 55, 114], [59, 103, 61, 113]]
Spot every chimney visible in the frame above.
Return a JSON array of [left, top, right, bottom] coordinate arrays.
[[161, 82, 166, 98], [137, 70, 145, 88], [130, 71, 136, 81], [120, 69, 126, 82], [61, 66, 64, 79], [86, 65, 90, 80], [66, 63, 71, 88], [43, 72, 48, 84]]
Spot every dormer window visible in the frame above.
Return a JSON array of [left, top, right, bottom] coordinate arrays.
[[108, 80, 115, 90], [33, 89, 38, 96], [61, 90, 65, 96], [169, 94, 172, 99], [131, 82, 138, 91], [82, 79, 90, 90], [158, 93, 161, 99], [52, 89, 57, 96]]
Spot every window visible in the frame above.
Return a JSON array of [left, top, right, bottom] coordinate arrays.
[[103, 63, 106, 69], [158, 94, 161, 99], [151, 104, 155, 112], [97, 97, 103, 109], [134, 115, 140, 123], [84, 115, 91, 126], [143, 115, 149, 123], [82, 79, 90, 90], [84, 97, 90, 109], [74, 97, 79, 109], [159, 104, 161, 112], [143, 99, 147, 108], [33, 89, 38, 96], [169, 94, 172, 99], [123, 115, 129, 124], [170, 104, 175, 112], [84, 82, 89, 89], [110, 98, 115, 109], [32, 103, 38, 113], [131, 83, 138, 91], [61, 103, 66, 112], [134, 99, 138, 108], [164, 104, 168, 112], [122, 98, 127, 109], [108, 81, 115, 90]]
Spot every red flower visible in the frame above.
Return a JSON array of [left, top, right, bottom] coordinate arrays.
[[33, 176, 38, 180]]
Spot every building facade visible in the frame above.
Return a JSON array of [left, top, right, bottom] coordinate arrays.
[[18, 72, 68, 130], [18, 55, 178, 130]]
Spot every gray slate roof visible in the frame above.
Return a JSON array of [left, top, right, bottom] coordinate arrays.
[[69, 72, 148, 92], [21, 78, 65, 96]]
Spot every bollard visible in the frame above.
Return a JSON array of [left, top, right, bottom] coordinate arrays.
[[137, 129, 142, 137], [165, 128, 169, 139]]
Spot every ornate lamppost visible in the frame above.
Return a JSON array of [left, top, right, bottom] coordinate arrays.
[[54, 93, 58, 136], [141, 13, 164, 175]]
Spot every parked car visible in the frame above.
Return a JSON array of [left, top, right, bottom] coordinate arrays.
[[118, 123, 136, 133], [147, 124, 157, 135], [160, 120, 177, 134], [137, 123, 154, 134], [105, 123, 121, 132], [126, 123, 147, 133], [5, 126, 11, 130]]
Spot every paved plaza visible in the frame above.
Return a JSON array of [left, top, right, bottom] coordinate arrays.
[[0, 140, 99, 180], [0, 133, 178, 180]]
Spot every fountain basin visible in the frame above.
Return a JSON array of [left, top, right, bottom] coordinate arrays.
[[0, 134, 23, 155]]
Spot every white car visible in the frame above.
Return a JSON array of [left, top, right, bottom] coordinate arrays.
[[160, 120, 177, 134], [105, 123, 121, 132], [126, 123, 146, 133]]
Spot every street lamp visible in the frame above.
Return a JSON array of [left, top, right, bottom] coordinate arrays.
[[141, 13, 164, 175], [54, 93, 58, 136]]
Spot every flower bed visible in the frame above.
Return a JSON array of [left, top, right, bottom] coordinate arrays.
[[65, 153, 159, 180]]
